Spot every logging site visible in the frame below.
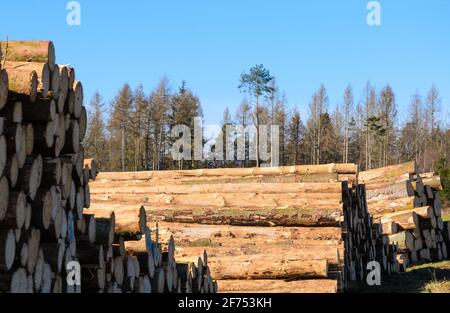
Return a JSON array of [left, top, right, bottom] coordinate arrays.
[[1, 1, 450, 299]]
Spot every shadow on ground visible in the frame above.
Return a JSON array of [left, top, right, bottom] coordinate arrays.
[[351, 261, 450, 293]]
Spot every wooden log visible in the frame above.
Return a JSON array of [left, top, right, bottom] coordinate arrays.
[[70, 81, 83, 119], [79, 106, 87, 141], [33, 121, 55, 149], [89, 182, 344, 196], [90, 192, 342, 209], [0, 191, 26, 230], [67, 67, 75, 88], [0, 176, 9, 221], [205, 255, 328, 280], [23, 124, 34, 156], [5, 154, 18, 188], [40, 241, 65, 274], [5, 123, 23, 156], [26, 228, 41, 273], [0, 40, 56, 71], [368, 197, 415, 215], [21, 98, 56, 122], [94, 164, 350, 181], [50, 64, 60, 99], [0, 229, 16, 271], [1, 100, 22, 124], [89, 203, 344, 227], [57, 66, 69, 112], [61, 120, 80, 154], [0, 135, 6, 176], [3, 64, 38, 102], [40, 158, 61, 187], [359, 162, 417, 184], [3, 61, 50, 97], [173, 244, 343, 271], [217, 279, 338, 293], [16, 155, 43, 201], [16, 124, 27, 169], [0, 70, 8, 110], [30, 189, 53, 230], [365, 180, 414, 200]]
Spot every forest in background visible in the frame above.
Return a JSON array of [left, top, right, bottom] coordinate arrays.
[[83, 65, 450, 201]]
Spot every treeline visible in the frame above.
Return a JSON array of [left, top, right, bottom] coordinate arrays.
[[84, 65, 450, 186]]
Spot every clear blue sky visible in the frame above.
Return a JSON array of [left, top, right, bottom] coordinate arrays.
[[1, 0, 449, 126]]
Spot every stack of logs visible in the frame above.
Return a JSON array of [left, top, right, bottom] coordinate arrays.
[[360, 162, 450, 274], [0, 40, 210, 293], [89, 164, 381, 293]]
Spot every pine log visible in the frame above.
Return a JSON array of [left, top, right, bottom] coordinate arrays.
[[359, 162, 417, 184], [0, 229, 16, 271], [95, 164, 352, 181], [1, 100, 22, 124], [31, 189, 53, 230], [368, 197, 415, 215], [5, 123, 23, 156], [0, 41, 56, 71], [33, 121, 55, 149], [21, 98, 56, 122], [67, 67, 75, 88], [204, 255, 328, 279], [89, 202, 345, 227], [70, 81, 83, 118], [41, 158, 61, 187], [3, 64, 38, 102], [16, 154, 43, 200], [3, 61, 50, 97], [89, 182, 344, 196], [61, 120, 79, 154], [217, 279, 338, 293], [50, 64, 60, 99], [5, 154, 19, 188], [0, 176, 9, 221], [0, 69, 8, 110], [0, 135, 5, 176], [174, 244, 343, 271], [24, 124, 34, 156], [79, 106, 87, 141], [90, 192, 342, 209], [0, 191, 26, 229], [26, 228, 41, 273], [40, 241, 65, 273], [57, 66, 69, 112]]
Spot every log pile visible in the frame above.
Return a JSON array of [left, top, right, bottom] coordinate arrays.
[[0, 40, 210, 293], [90, 164, 382, 292], [360, 161, 449, 273]]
